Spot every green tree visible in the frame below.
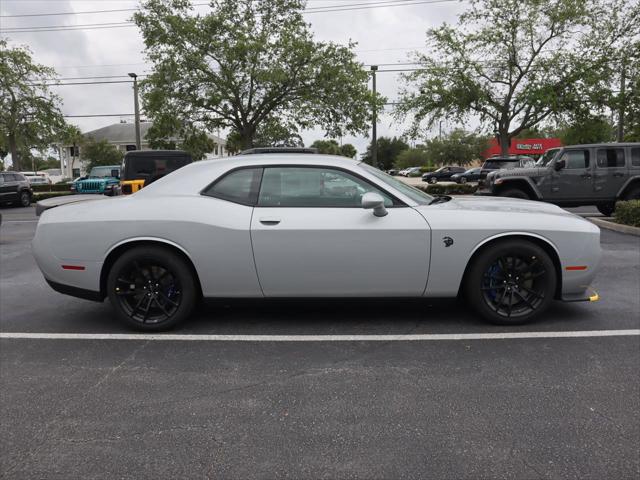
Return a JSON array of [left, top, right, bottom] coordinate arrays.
[[310, 139, 341, 155], [361, 136, 410, 170], [394, 147, 430, 170], [423, 129, 488, 166], [397, 0, 604, 156], [134, 0, 382, 150], [146, 122, 216, 160], [81, 139, 123, 172], [0, 39, 67, 171], [556, 115, 614, 145], [339, 144, 357, 159]]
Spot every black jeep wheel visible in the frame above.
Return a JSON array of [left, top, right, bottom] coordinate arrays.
[[107, 246, 197, 331], [499, 188, 530, 200], [18, 190, 31, 207], [597, 203, 616, 217], [464, 240, 556, 325], [624, 185, 640, 201]]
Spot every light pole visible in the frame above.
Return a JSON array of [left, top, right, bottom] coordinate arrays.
[[128, 73, 142, 150], [371, 65, 378, 168]]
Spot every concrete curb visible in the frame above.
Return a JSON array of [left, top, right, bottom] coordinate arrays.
[[589, 217, 640, 237]]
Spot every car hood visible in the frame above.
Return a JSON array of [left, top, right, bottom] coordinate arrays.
[[491, 167, 545, 178], [417, 195, 578, 218]]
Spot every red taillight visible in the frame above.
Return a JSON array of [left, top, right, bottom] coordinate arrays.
[[565, 266, 588, 271], [61, 265, 85, 271]]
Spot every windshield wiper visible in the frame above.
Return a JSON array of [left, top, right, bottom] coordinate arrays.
[[428, 195, 452, 205]]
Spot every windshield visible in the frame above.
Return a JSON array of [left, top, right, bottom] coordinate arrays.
[[360, 163, 433, 205], [89, 166, 118, 178], [465, 168, 479, 174], [123, 155, 191, 181], [536, 148, 560, 167], [482, 159, 519, 169]]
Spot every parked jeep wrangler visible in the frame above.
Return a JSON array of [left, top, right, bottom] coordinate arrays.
[[476, 143, 640, 216], [71, 165, 121, 196]]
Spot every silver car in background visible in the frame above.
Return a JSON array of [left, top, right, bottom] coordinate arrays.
[[32, 153, 601, 331]]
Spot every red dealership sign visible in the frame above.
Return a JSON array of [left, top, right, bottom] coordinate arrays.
[[482, 138, 562, 158]]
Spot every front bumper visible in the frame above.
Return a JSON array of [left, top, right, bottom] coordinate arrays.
[[561, 289, 600, 303]]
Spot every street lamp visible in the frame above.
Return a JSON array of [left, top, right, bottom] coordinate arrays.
[[128, 73, 141, 150], [371, 65, 378, 168]]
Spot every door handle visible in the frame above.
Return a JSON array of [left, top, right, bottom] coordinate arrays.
[[613, 172, 624, 177], [259, 218, 281, 226]]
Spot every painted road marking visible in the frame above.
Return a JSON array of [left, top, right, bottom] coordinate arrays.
[[0, 330, 638, 342]]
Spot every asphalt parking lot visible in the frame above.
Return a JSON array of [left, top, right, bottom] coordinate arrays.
[[1, 205, 639, 479]]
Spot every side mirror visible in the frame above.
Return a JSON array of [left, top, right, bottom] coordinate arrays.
[[362, 192, 388, 217], [554, 159, 566, 171]]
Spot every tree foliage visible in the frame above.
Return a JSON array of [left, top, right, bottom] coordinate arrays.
[[0, 39, 67, 171], [134, 0, 382, 150], [397, 0, 619, 155], [81, 138, 123, 172], [361, 136, 410, 170], [394, 147, 430, 170], [309, 139, 357, 158], [393, 130, 486, 168], [556, 115, 614, 145]]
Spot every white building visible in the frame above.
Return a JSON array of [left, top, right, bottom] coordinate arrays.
[[59, 121, 228, 179]]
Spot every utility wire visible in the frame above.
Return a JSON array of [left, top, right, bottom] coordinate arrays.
[[1, 0, 460, 32]]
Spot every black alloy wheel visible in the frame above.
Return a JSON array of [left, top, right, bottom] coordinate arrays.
[[465, 240, 556, 325], [597, 203, 616, 217], [107, 246, 197, 331], [460, 176, 467, 184], [19, 191, 31, 207]]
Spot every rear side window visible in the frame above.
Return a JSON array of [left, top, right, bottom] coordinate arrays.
[[596, 148, 625, 168], [563, 150, 590, 169], [631, 148, 640, 167], [202, 168, 262, 205]]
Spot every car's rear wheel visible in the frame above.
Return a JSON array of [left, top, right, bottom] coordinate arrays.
[[464, 240, 556, 325], [429, 177, 437, 184], [19, 191, 31, 207], [624, 185, 640, 201], [597, 203, 616, 217], [107, 246, 197, 331], [499, 188, 530, 200]]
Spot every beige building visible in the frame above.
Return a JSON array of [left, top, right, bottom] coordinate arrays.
[[59, 121, 227, 178]]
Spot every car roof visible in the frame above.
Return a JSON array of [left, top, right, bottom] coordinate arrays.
[[561, 142, 640, 148]]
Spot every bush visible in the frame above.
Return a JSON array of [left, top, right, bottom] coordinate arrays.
[[31, 183, 72, 192], [419, 166, 437, 173], [412, 183, 478, 195], [614, 200, 640, 227], [32, 192, 74, 201]]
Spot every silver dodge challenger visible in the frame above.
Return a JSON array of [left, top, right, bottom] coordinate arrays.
[[32, 151, 601, 331]]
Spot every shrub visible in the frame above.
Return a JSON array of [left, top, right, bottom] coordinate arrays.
[[31, 183, 73, 192], [614, 200, 640, 227], [32, 192, 74, 201], [412, 183, 477, 195]]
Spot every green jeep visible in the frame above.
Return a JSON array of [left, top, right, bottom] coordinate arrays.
[[71, 165, 121, 196]]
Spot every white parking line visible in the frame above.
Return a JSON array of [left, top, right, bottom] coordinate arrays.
[[0, 330, 638, 342]]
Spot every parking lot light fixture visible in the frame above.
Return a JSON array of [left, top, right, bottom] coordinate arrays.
[[128, 73, 142, 150]]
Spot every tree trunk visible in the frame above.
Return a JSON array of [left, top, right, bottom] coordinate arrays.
[[241, 127, 255, 150], [499, 131, 511, 156], [8, 133, 19, 171]]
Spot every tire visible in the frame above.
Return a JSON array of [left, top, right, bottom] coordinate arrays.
[[429, 177, 437, 184], [18, 190, 31, 207], [499, 188, 530, 200], [597, 203, 615, 217], [460, 177, 467, 184], [624, 185, 640, 201], [464, 239, 556, 325], [106, 246, 198, 331]]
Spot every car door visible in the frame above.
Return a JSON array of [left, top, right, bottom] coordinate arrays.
[[593, 146, 628, 200], [549, 148, 593, 202], [0, 174, 7, 202], [250, 166, 431, 297]]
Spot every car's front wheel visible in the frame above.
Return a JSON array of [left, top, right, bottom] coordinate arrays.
[[499, 188, 530, 200], [18, 191, 31, 207], [107, 246, 198, 331], [597, 203, 615, 217], [429, 177, 437, 184], [464, 240, 556, 325]]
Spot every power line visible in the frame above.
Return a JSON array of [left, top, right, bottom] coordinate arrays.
[[1, 0, 460, 33]]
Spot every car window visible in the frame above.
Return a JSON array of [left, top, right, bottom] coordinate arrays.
[[258, 167, 394, 208], [562, 150, 590, 169], [0, 174, 4, 184], [632, 147, 640, 167], [483, 159, 519, 169], [596, 148, 625, 168], [202, 168, 262, 205]]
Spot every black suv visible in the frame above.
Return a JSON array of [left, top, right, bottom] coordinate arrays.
[[476, 143, 640, 215], [422, 166, 467, 184], [0, 171, 33, 207]]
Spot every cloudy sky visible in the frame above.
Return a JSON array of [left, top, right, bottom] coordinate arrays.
[[1, 0, 467, 155]]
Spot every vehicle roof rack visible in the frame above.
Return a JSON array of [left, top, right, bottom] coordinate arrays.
[[237, 147, 318, 155]]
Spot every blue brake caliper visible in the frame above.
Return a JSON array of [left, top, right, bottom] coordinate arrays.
[[486, 263, 501, 301]]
